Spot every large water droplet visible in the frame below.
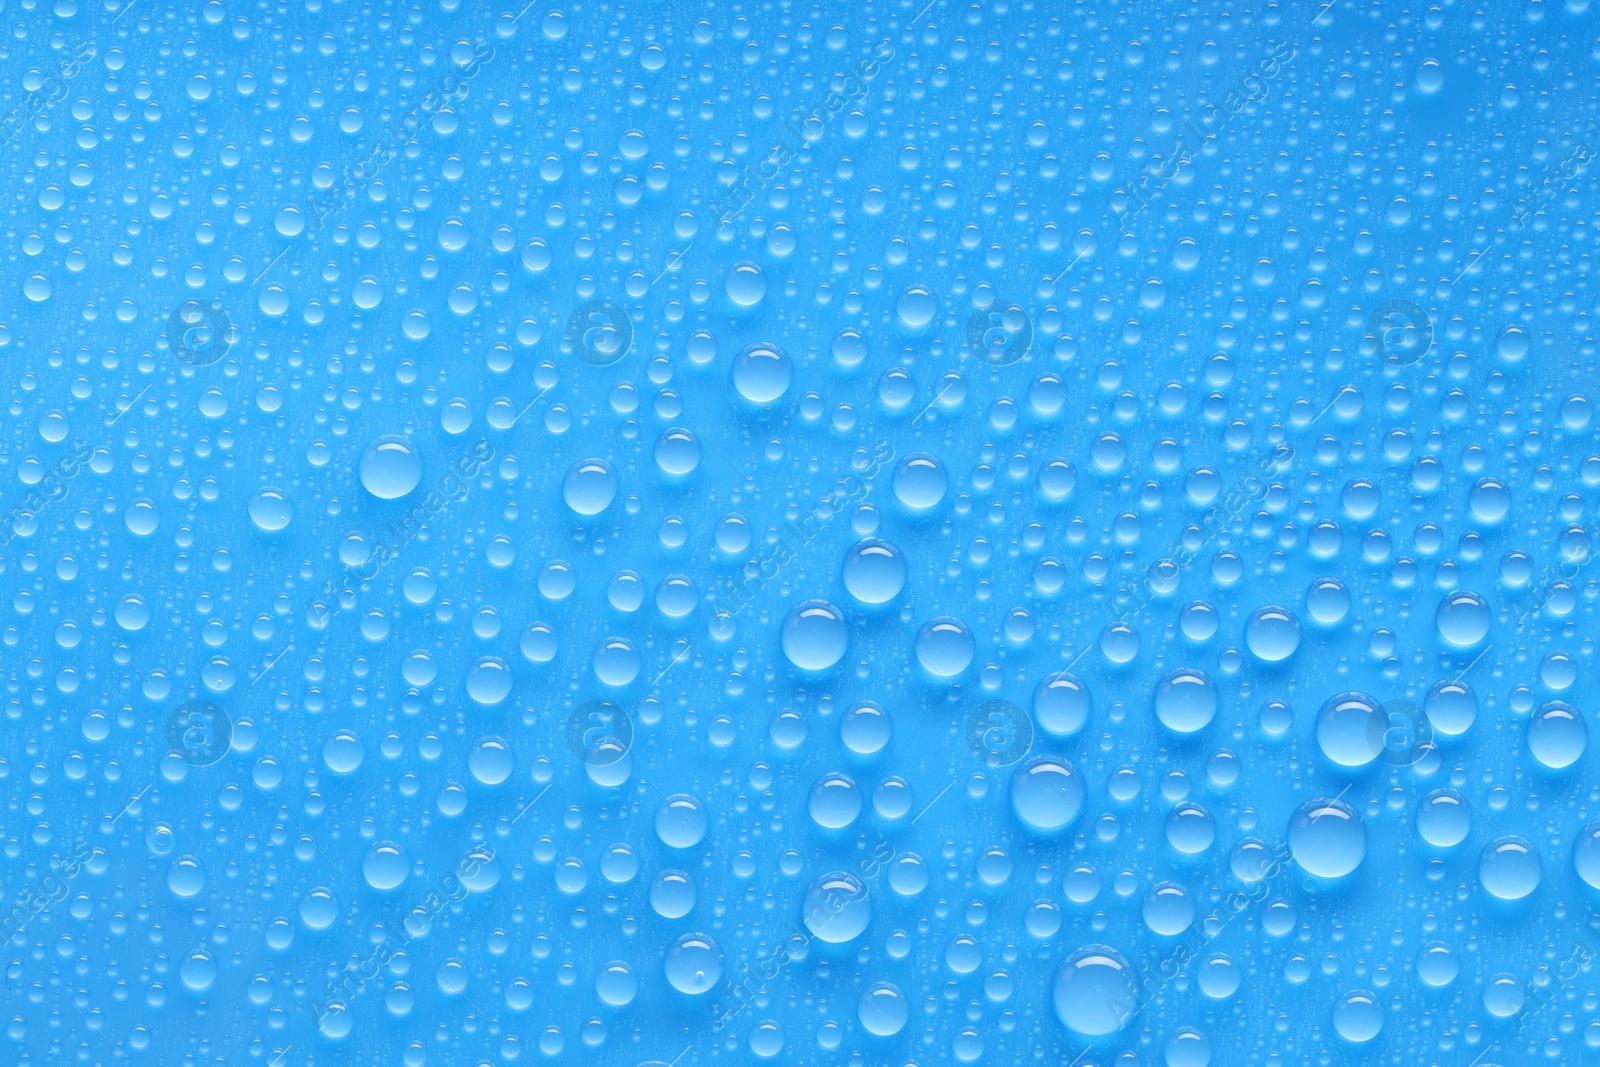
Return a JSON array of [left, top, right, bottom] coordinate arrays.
[[1416, 789, 1471, 848], [1051, 946, 1137, 1039], [1009, 756, 1084, 834], [664, 932, 722, 994], [1527, 701, 1586, 769], [563, 459, 617, 516], [1423, 679, 1477, 737], [1288, 797, 1366, 878], [1244, 605, 1300, 662], [858, 983, 908, 1036], [360, 435, 423, 500], [802, 871, 871, 943], [732, 342, 792, 404], [1434, 589, 1490, 648], [724, 261, 767, 306], [915, 616, 974, 678], [1033, 671, 1091, 737], [248, 487, 293, 532], [1479, 836, 1540, 900], [781, 599, 849, 671], [893, 453, 948, 510], [808, 772, 863, 829], [1315, 691, 1384, 768], [1332, 989, 1383, 1043], [842, 538, 906, 604], [1153, 668, 1217, 734]]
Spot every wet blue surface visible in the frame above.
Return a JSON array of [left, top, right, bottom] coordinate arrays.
[[3, 1, 1600, 1065]]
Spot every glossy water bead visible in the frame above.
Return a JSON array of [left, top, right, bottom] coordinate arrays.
[[1288, 798, 1367, 878], [781, 600, 850, 671], [802, 871, 871, 944], [892, 452, 948, 510], [359, 434, 423, 499], [1033, 671, 1093, 737], [1009, 757, 1085, 834], [731, 342, 792, 404], [1478, 837, 1541, 901], [841, 538, 907, 604], [664, 933, 722, 994], [1153, 668, 1218, 734], [1052, 946, 1138, 1039], [1434, 589, 1492, 647], [562, 459, 617, 516], [1243, 605, 1301, 661], [1527, 701, 1587, 769]]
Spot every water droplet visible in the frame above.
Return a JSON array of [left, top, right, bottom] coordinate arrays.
[[808, 772, 862, 829], [1527, 701, 1586, 769], [595, 961, 637, 1007], [1033, 671, 1092, 737], [465, 657, 513, 705], [363, 842, 409, 890], [1051, 945, 1137, 1038], [858, 983, 908, 1036], [893, 453, 948, 510], [781, 599, 849, 671], [1479, 836, 1540, 900], [248, 487, 293, 532], [360, 435, 423, 500], [725, 261, 767, 307], [1435, 589, 1490, 648], [1244, 605, 1300, 661], [915, 616, 974, 678], [655, 793, 707, 848], [801, 871, 871, 943], [654, 427, 702, 476], [592, 637, 641, 686], [839, 701, 892, 756], [896, 285, 936, 327], [1315, 691, 1384, 768], [1288, 797, 1366, 878], [1009, 756, 1084, 834], [842, 538, 907, 604], [1332, 989, 1383, 1043], [732, 342, 792, 404], [649, 870, 696, 919], [563, 459, 617, 516], [1416, 789, 1471, 847], [1423, 679, 1477, 737], [1153, 667, 1217, 734], [1142, 882, 1194, 936]]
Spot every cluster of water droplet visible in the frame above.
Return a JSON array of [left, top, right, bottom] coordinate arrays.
[[7, 2, 1600, 1066]]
